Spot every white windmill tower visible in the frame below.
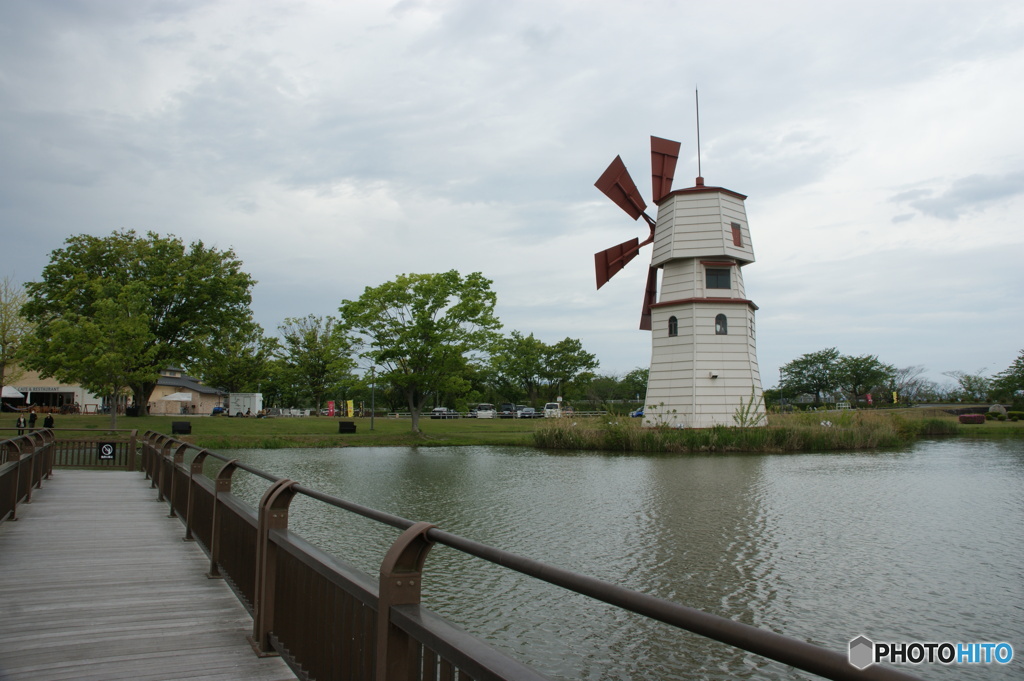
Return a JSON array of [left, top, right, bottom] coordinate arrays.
[[593, 135, 766, 428]]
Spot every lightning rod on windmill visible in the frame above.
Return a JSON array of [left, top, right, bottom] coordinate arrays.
[[592, 119, 766, 429]]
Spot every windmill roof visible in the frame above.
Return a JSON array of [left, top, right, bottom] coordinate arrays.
[[659, 182, 747, 203]]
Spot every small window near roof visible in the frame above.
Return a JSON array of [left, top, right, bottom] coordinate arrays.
[[715, 314, 728, 335], [668, 316, 678, 337], [706, 268, 730, 289], [731, 223, 742, 247]]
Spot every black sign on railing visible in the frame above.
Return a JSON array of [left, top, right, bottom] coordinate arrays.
[[97, 442, 116, 461]]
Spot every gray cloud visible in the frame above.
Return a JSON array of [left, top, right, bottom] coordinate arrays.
[[891, 171, 1024, 220], [2, 0, 1024, 384]]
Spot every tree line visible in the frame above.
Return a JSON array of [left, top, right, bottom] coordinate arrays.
[[0, 230, 644, 432], [774, 347, 1024, 408]]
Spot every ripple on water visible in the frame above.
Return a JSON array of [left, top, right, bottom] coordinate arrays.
[[223, 440, 1024, 681]]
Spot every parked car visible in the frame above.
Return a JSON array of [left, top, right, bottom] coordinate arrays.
[[630, 407, 644, 417], [498, 403, 516, 419], [518, 407, 538, 419], [430, 407, 459, 419], [543, 402, 561, 418]]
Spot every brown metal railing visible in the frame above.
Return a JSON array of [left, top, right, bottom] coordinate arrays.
[[0, 430, 55, 522], [140, 430, 925, 681], [0, 427, 139, 470]]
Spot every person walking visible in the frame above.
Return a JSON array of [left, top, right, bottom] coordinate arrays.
[[28, 409, 37, 429], [16, 415, 26, 435]]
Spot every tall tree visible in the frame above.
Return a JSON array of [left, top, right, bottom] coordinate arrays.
[[780, 347, 841, 406], [21, 230, 255, 411], [991, 350, 1024, 403], [489, 331, 546, 402], [339, 271, 501, 433], [942, 369, 991, 403], [620, 367, 650, 401], [888, 365, 937, 404], [541, 337, 598, 399], [0, 277, 32, 400], [835, 354, 896, 406], [23, 281, 158, 427], [191, 321, 278, 394], [278, 315, 355, 414]]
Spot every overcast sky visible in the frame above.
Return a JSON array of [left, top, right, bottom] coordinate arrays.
[[2, 0, 1022, 388]]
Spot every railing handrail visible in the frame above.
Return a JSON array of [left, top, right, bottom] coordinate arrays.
[[139, 430, 923, 681]]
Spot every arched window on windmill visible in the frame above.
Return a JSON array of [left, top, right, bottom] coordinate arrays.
[[668, 316, 678, 337], [715, 314, 728, 335]]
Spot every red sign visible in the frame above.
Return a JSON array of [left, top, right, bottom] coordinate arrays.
[[327, 400, 336, 416], [866, 393, 873, 405]]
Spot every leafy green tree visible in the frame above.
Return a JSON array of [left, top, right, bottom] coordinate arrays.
[[489, 331, 546, 402], [278, 315, 356, 414], [22, 230, 255, 411], [620, 367, 650, 401], [22, 281, 158, 427], [339, 271, 501, 432], [0, 276, 32, 399], [584, 374, 620, 403], [835, 354, 896, 406], [780, 347, 841, 406], [190, 321, 279, 394], [541, 337, 599, 399], [991, 350, 1024, 403]]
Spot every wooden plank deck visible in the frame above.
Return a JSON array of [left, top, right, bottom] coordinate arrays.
[[0, 469, 296, 681]]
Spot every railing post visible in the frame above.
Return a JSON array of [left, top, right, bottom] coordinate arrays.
[[155, 438, 173, 498], [127, 429, 137, 471], [376, 521, 437, 681], [249, 479, 297, 657], [207, 459, 240, 579], [20, 438, 35, 504], [5, 446, 21, 521], [182, 449, 210, 542], [166, 442, 188, 517]]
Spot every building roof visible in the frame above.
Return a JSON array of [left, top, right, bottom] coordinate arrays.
[[156, 373, 225, 396]]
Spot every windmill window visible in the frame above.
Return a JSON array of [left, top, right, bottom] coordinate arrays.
[[706, 268, 731, 289], [715, 314, 728, 335], [731, 223, 743, 247], [668, 316, 678, 337]]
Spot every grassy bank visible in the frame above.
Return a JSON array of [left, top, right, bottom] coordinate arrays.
[[533, 408, 1011, 453], [7, 408, 1020, 452]]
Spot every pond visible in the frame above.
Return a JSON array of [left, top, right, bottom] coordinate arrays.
[[221, 438, 1024, 681]]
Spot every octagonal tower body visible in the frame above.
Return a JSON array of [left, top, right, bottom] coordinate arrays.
[[642, 179, 766, 428]]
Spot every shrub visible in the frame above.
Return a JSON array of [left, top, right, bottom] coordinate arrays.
[[959, 414, 986, 425], [1007, 411, 1024, 421]]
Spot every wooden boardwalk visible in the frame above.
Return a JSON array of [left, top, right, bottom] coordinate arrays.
[[0, 469, 296, 681]]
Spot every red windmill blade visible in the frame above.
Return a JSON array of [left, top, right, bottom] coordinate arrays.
[[650, 136, 681, 203], [593, 136, 682, 330]]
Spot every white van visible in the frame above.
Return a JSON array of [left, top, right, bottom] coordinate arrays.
[[543, 402, 561, 418], [476, 403, 496, 419]]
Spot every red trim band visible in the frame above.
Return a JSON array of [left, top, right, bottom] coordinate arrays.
[[650, 297, 759, 311]]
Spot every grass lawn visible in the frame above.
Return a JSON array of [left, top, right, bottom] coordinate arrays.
[[13, 413, 548, 449]]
